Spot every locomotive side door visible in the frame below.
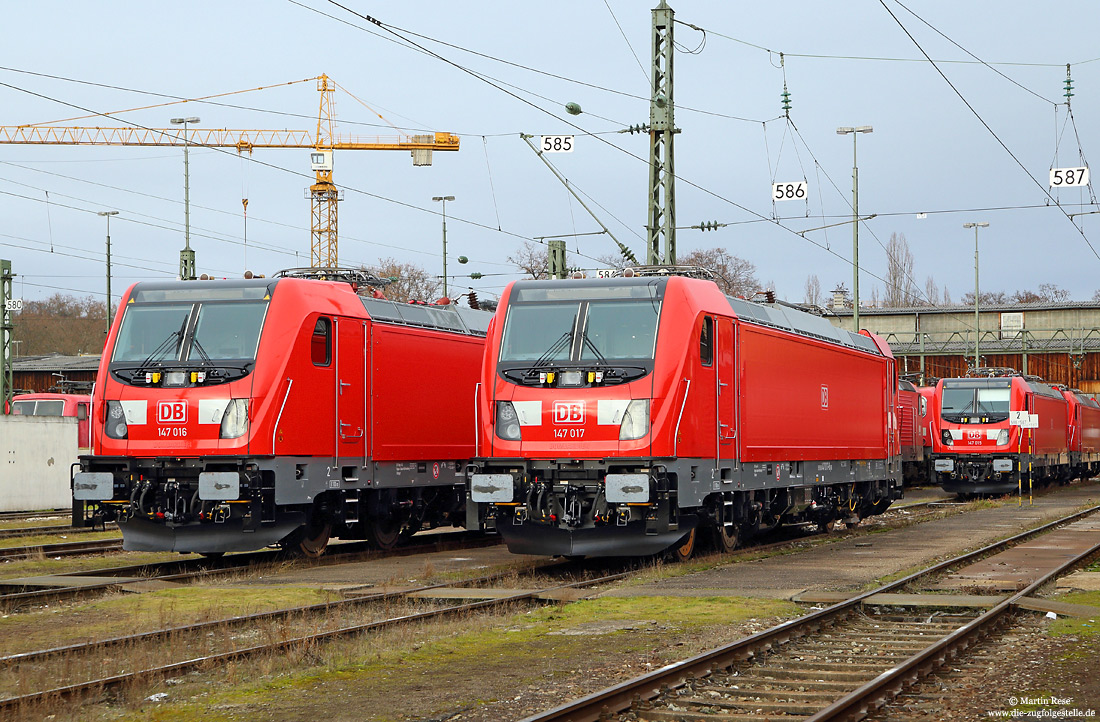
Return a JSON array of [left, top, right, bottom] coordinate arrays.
[[334, 317, 367, 467], [696, 315, 719, 464], [717, 317, 736, 460]]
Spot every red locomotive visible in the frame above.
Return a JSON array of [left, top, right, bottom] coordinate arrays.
[[929, 371, 1073, 495], [1058, 386, 1100, 481], [467, 274, 903, 558], [72, 271, 490, 555]]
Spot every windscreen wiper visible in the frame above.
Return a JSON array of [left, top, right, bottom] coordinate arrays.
[[132, 328, 183, 373], [580, 329, 609, 366], [532, 331, 572, 369]]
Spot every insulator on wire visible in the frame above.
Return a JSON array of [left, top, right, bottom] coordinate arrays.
[[1065, 64, 1074, 105], [468, 291, 480, 310]]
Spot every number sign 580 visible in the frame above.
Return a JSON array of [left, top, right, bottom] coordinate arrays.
[[772, 181, 808, 201], [1049, 167, 1089, 188], [540, 135, 574, 153]]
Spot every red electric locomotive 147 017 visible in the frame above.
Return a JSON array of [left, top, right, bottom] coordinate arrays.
[[467, 274, 904, 558], [72, 272, 490, 555]]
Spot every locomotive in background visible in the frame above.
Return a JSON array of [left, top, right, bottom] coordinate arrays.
[[467, 274, 904, 559], [73, 270, 490, 556], [927, 369, 1100, 495]]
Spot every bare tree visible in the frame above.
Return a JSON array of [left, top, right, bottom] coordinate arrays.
[[924, 276, 940, 306], [679, 247, 760, 297], [804, 274, 822, 306], [944, 287, 953, 305], [884, 232, 918, 307], [870, 286, 881, 308], [362, 257, 441, 303], [11, 293, 108, 356], [507, 241, 550, 280], [1038, 283, 1070, 302]]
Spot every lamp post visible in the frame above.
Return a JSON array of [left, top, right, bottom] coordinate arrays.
[[836, 125, 873, 331], [170, 116, 200, 280], [964, 221, 989, 371], [432, 195, 455, 298], [97, 210, 119, 333]]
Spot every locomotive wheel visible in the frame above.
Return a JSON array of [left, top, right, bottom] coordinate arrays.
[[366, 517, 403, 551], [668, 527, 697, 562], [711, 522, 739, 553], [298, 522, 332, 558]]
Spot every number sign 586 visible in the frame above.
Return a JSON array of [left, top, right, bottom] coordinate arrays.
[[772, 181, 808, 201], [1049, 167, 1089, 188], [540, 135, 574, 153]]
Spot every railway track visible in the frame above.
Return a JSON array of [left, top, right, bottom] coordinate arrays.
[[0, 530, 501, 610], [0, 523, 111, 541], [0, 495, 1050, 716], [0, 494, 966, 612], [521, 504, 1100, 722], [0, 509, 70, 523], [0, 537, 123, 561], [0, 559, 632, 713]]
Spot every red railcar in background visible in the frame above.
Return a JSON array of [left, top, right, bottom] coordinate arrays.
[[11, 393, 91, 449], [897, 380, 926, 485], [72, 273, 490, 555], [468, 275, 902, 558], [1058, 386, 1100, 480], [930, 373, 1070, 495]]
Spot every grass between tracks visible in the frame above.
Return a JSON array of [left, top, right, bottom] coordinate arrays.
[[0, 583, 339, 656], [93, 595, 801, 722]]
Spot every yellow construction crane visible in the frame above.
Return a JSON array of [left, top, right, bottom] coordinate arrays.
[[0, 74, 459, 272]]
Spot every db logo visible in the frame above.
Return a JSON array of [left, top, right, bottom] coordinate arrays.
[[157, 400, 187, 424], [820, 385, 829, 409], [966, 430, 983, 440], [553, 401, 585, 424]]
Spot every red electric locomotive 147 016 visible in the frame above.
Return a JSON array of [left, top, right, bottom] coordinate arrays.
[[73, 272, 490, 555], [467, 274, 903, 558]]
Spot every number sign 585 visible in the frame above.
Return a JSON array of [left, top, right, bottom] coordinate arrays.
[[1050, 167, 1089, 188], [540, 135, 574, 153], [772, 181, 808, 201]]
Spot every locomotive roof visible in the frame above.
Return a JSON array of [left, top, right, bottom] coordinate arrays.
[[127, 277, 490, 337], [508, 276, 883, 355]]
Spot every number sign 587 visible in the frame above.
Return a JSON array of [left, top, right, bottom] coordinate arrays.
[[540, 135, 574, 153], [1050, 167, 1089, 188], [772, 181, 808, 201]]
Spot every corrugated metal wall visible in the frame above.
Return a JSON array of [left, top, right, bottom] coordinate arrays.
[[897, 352, 1100, 390]]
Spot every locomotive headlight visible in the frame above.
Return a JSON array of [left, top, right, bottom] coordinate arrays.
[[996, 429, 1009, 445], [941, 429, 953, 446], [496, 401, 521, 441], [559, 370, 584, 387], [219, 399, 249, 439], [619, 399, 650, 441], [105, 401, 128, 439]]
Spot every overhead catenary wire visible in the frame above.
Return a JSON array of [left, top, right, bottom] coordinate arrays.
[[314, 1, 1096, 310], [877, 0, 1100, 263]]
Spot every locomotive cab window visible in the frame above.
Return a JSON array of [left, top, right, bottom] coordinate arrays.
[[940, 379, 1011, 422], [311, 317, 332, 366], [700, 316, 714, 367]]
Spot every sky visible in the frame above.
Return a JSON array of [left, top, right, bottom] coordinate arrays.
[[2, 1, 1099, 309]]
